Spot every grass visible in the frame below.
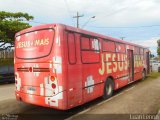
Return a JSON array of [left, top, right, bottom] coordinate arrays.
[[147, 72, 160, 79], [139, 71, 160, 84]]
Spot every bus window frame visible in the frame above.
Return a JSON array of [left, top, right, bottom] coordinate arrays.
[[67, 31, 77, 65], [15, 28, 55, 60], [139, 48, 144, 55], [134, 46, 140, 55], [80, 34, 100, 64], [102, 39, 116, 53], [115, 42, 126, 53]]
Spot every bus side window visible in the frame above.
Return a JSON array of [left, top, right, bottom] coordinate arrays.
[[81, 37, 90, 50], [115, 43, 125, 53], [102, 40, 115, 52], [67, 32, 76, 64], [81, 36, 100, 64]]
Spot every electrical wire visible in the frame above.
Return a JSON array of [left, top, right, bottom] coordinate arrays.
[[88, 24, 160, 29], [23, 20, 48, 24], [64, 0, 75, 26]]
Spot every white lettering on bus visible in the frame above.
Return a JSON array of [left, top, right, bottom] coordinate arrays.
[[112, 54, 117, 72], [98, 53, 143, 75], [99, 54, 105, 75], [98, 53, 128, 75], [35, 38, 49, 46], [16, 38, 49, 48], [106, 54, 112, 74]]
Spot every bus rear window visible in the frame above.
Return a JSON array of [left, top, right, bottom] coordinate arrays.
[[15, 28, 54, 59]]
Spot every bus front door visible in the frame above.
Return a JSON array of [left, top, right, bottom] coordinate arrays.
[[127, 50, 134, 82], [146, 52, 150, 74]]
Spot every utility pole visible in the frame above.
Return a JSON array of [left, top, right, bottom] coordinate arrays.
[[120, 37, 125, 40], [73, 12, 84, 28]]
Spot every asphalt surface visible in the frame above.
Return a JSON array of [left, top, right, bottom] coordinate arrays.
[[0, 84, 15, 101], [0, 77, 160, 120]]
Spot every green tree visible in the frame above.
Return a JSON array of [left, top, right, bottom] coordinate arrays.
[[0, 11, 34, 50], [157, 39, 160, 57], [157, 47, 160, 56]]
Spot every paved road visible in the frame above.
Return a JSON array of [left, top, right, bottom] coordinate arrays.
[[0, 77, 160, 120], [69, 77, 160, 120], [0, 84, 15, 101]]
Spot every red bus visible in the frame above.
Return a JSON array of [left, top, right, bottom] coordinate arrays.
[[14, 24, 150, 110]]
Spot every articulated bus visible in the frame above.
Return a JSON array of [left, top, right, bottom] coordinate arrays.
[[14, 24, 150, 110]]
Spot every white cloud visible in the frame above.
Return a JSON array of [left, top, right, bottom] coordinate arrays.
[[0, 0, 160, 26], [0, 0, 159, 55], [134, 37, 159, 55], [134, 37, 158, 48]]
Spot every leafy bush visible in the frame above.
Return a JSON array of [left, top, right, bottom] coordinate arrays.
[[0, 59, 14, 66]]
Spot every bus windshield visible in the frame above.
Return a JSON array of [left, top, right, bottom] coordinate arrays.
[[15, 28, 54, 59]]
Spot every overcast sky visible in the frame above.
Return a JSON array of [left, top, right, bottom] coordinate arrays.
[[0, 0, 160, 55]]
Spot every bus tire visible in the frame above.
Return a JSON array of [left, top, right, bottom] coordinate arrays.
[[142, 70, 146, 80], [103, 78, 114, 99]]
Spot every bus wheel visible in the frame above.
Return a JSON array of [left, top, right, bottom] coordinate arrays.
[[103, 78, 114, 99], [142, 70, 146, 80]]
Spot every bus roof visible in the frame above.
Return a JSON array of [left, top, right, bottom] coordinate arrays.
[[64, 24, 148, 49], [15, 23, 148, 50]]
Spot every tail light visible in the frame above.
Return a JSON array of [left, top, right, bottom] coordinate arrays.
[[50, 76, 55, 81], [52, 83, 56, 89], [15, 80, 17, 84], [29, 67, 32, 72]]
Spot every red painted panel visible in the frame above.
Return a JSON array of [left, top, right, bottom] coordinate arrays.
[[15, 29, 54, 59], [81, 51, 100, 63], [81, 37, 90, 49], [103, 40, 115, 52], [67, 33, 76, 64]]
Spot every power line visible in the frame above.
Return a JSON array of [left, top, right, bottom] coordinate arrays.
[[63, 0, 75, 26], [100, 0, 143, 19], [23, 20, 47, 24], [101, 7, 127, 18], [80, 1, 96, 14], [82, 16, 95, 28], [90, 6, 129, 24], [90, 0, 143, 24], [88, 24, 160, 29]]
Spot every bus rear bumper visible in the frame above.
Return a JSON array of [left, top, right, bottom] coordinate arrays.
[[15, 91, 67, 110]]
